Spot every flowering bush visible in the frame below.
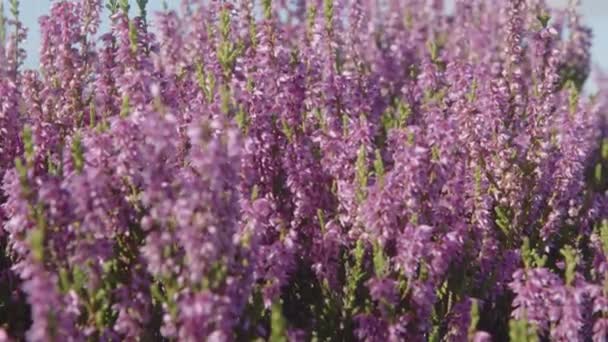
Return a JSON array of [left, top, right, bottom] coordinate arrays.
[[0, 0, 607, 340]]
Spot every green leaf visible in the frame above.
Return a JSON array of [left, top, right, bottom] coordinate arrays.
[[106, 0, 119, 14], [467, 79, 478, 102], [89, 101, 96, 128], [537, 12, 551, 28], [136, 0, 148, 19], [560, 245, 578, 286], [595, 164, 603, 184], [29, 205, 46, 262], [567, 80, 579, 114], [250, 184, 260, 201], [407, 130, 415, 146], [323, 0, 334, 32], [521, 237, 533, 269], [509, 314, 539, 342], [344, 239, 366, 313], [431, 145, 441, 162], [235, 105, 249, 133], [262, 0, 272, 20], [71, 133, 85, 173], [9, 0, 18, 18], [427, 39, 439, 62], [396, 101, 411, 127], [58, 268, 70, 293], [281, 118, 294, 143], [150, 282, 165, 304], [119, 0, 130, 14], [600, 220, 608, 255], [373, 149, 385, 187], [22, 125, 34, 166], [220, 84, 232, 114], [355, 145, 368, 202], [270, 300, 288, 342], [14, 157, 28, 191], [317, 209, 326, 234], [0, 2, 6, 47], [494, 206, 511, 237], [373, 241, 387, 278], [468, 299, 480, 339], [128, 20, 138, 54], [72, 266, 88, 291], [522, 237, 547, 268]]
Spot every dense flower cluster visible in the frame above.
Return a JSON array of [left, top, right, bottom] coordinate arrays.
[[0, 0, 607, 340]]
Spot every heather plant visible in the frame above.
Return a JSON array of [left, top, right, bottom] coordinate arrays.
[[0, 0, 606, 341]]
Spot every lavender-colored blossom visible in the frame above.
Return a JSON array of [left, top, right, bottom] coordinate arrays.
[[0, 0, 605, 340]]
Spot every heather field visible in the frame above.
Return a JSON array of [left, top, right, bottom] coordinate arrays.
[[0, 0, 607, 341]]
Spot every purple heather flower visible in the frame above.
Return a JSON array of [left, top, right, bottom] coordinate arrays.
[[0, 0, 605, 340]]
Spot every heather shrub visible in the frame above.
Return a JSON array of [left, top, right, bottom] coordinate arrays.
[[0, 0, 607, 341]]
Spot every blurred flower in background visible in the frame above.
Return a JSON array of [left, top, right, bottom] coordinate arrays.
[[17, 0, 608, 92]]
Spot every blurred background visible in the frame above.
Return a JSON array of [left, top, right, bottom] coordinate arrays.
[[13, 0, 608, 90]]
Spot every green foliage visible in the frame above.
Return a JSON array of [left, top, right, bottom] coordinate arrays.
[[70, 133, 85, 173], [248, 14, 258, 48], [200, 259, 229, 291], [270, 300, 288, 342], [195, 62, 216, 103], [494, 205, 512, 239], [559, 65, 587, 92], [22, 125, 34, 166], [344, 240, 366, 314], [521, 237, 547, 269], [355, 145, 368, 202], [89, 101, 97, 128], [46, 151, 60, 177], [560, 245, 579, 286], [106, 0, 119, 15], [427, 39, 440, 63], [216, 9, 243, 78], [128, 20, 138, 54], [250, 184, 260, 202], [567, 81, 580, 114], [28, 204, 46, 262], [306, 5, 317, 40], [107, 0, 129, 15], [474, 164, 483, 196], [595, 163, 603, 185], [119, 0, 130, 14], [262, 0, 273, 20], [219, 84, 232, 114], [14, 157, 28, 193], [373, 149, 385, 187], [467, 79, 478, 103], [235, 105, 249, 134], [509, 315, 539, 342], [537, 12, 551, 28], [382, 100, 411, 131], [0, 2, 6, 47], [136, 0, 148, 20], [317, 209, 326, 234], [468, 300, 480, 340], [120, 94, 130, 118], [600, 220, 608, 255], [323, 0, 334, 32], [9, 0, 18, 18], [373, 241, 388, 278]]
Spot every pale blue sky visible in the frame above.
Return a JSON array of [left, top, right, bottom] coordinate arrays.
[[11, 0, 608, 89]]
